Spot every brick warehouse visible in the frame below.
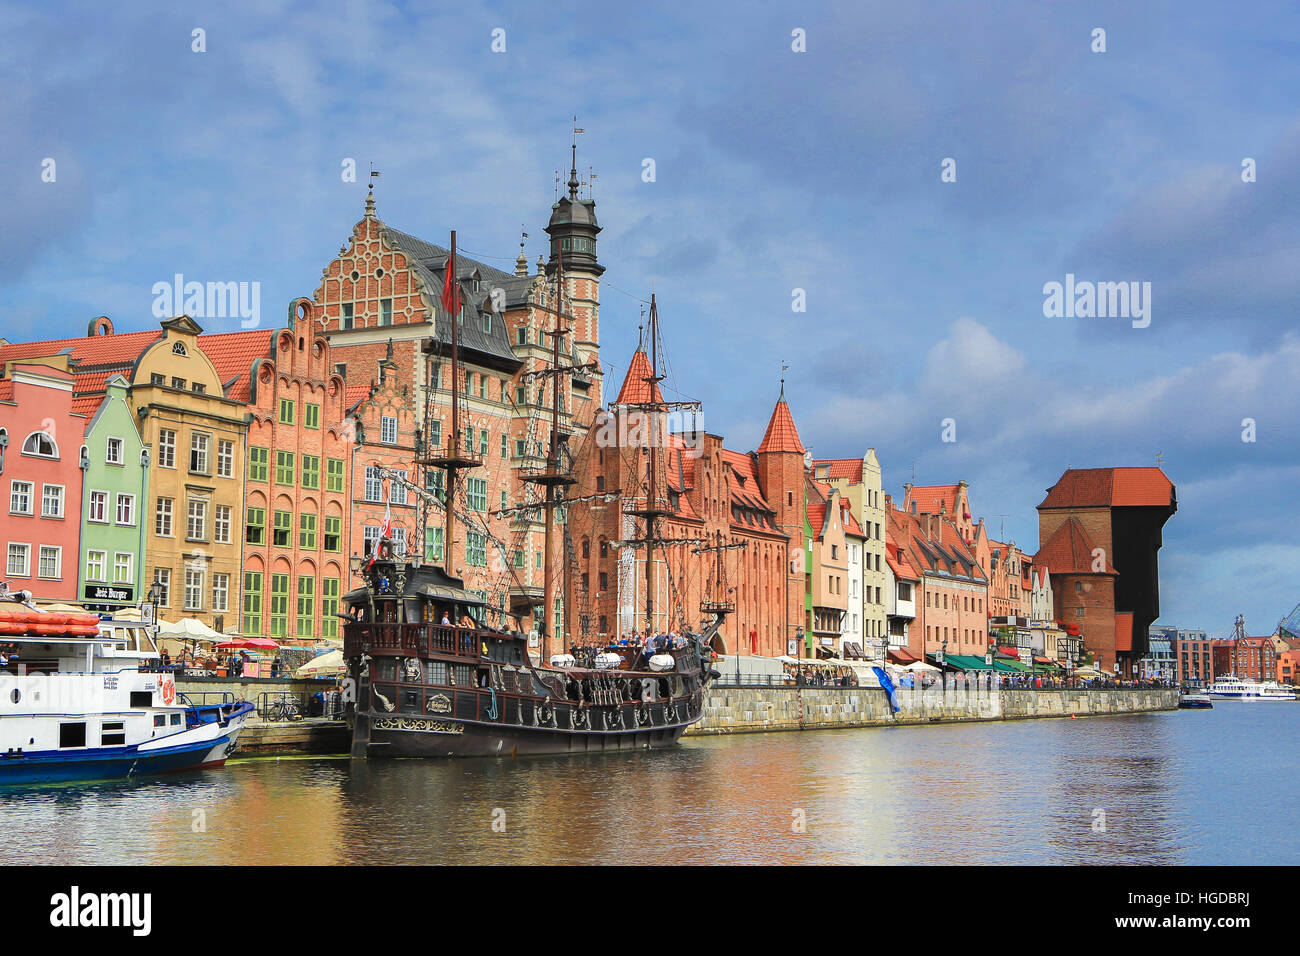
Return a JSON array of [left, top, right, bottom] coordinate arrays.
[[310, 158, 604, 640], [1036, 467, 1176, 676]]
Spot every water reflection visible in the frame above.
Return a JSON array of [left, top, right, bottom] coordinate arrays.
[[0, 705, 1295, 865]]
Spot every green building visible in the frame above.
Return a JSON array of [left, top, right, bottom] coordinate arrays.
[[78, 375, 150, 613]]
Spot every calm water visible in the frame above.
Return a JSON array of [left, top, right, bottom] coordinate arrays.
[[2, 703, 1295, 865]]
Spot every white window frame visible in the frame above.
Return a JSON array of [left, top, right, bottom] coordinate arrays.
[[41, 483, 65, 518], [389, 469, 408, 505], [189, 432, 210, 474], [105, 436, 124, 465], [157, 429, 176, 468], [184, 569, 204, 611], [380, 416, 398, 444], [155, 497, 174, 537], [154, 568, 171, 608], [7, 543, 31, 577], [20, 431, 58, 459], [115, 492, 136, 526], [212, 572, 229, 612], [88, 490, 109, 523], [216, 439, 234, 478], [214, 504, 231, 544], [9, 480, 33, 516], [186, 498, 208, 541], [363, 525, 380, 555], [364, 466, 382, 503], [37, 545, 62, 580], [113, 552, 134, 585], [86, 549, 107, 582]]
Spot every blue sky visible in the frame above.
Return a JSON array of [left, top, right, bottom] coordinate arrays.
[[3, 0, 1298, 636]]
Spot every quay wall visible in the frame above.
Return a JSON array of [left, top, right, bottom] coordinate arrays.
[[686, 686, 1179, 735]]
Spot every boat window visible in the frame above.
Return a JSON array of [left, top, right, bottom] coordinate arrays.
[[405, 600, 421, 623], [59, 722, 87, 748], [153, 714, 166, 727], [425, 660, 447, 684], [101, 721, 125, 746], [170, 713, 181, 725], [134, 627, 157, 654], [130, 691, 152, 708], [374, 659, 397, 681]]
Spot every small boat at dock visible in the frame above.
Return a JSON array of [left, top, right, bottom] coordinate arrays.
[[1178, 694, 1213, 709]]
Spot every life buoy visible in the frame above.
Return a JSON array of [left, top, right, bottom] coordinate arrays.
[[161, 677, 176, 705]]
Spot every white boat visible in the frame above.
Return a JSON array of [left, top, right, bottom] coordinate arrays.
[[1206, 675, 1298, 701], [0, 587, 254, 784]]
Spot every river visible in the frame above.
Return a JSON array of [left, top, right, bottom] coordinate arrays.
[[2, 702, 1294, 865]]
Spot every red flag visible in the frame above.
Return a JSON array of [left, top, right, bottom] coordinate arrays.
[[367, 499, 394, 570], [441, 252, 459, 317]]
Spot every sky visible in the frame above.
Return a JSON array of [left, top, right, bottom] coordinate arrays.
[[3, 0, 1298, 637]]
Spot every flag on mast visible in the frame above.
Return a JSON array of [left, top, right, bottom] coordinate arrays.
[[368, 498, 394, 569]]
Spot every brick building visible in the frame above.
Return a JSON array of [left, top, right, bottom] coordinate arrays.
[[886, 494, 989, 660], [1036, 467, 1176, 676], [565, 354, 799, 658], [311, 165, 604, 637], [201, 306, 354, 641]]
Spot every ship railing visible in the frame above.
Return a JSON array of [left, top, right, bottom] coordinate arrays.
[[344, 622, 480, 660]]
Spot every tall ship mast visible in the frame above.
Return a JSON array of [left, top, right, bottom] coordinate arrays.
[[341, 240, 724, 759]]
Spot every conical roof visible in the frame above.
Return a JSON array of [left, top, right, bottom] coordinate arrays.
[[614, 346, 663, 404], [757, 392, 805, 454]]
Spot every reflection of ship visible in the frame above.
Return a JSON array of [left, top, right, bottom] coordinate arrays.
[[0, 584, 253, 784], [342, 235, 722, 758], [1206, 676, 1296, 701]]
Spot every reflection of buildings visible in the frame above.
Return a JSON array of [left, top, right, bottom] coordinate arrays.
[[1037, 467, 1176, 676]]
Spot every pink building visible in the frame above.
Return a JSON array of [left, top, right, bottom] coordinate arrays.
[[0, 362, 88, 600]]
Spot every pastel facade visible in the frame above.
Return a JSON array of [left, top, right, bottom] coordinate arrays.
[[0, 361, 86, 601], [77, 375, 150, 611], [812, 451, 887, 652]]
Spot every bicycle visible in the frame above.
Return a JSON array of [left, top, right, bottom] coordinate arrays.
[[264, 694, 303, 722]]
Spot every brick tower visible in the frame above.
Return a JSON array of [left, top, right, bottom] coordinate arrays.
[[754, 384, 808, 654]]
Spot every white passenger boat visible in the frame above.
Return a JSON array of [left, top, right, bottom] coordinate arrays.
[[0, 585, 254, 784], [1206, 675, 1298, 701]]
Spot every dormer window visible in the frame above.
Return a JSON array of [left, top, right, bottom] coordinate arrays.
[[172, 342, 187, 356]]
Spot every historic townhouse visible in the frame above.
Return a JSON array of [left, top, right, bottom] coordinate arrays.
[[884, 527, 920, 653], [811, 451, 887, 650], [130, 318, 249, 631], [77, 375, 150, 612], [803, 476, 865, 657], [0, 360, 87, 602], [312, 162, 603, 635], [566, 349, 795, 657], [886, 494, 989, 660], [200, 307, 353, 641]]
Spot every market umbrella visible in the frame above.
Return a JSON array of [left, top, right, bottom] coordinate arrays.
[[158, 617, 223, 643], [216, 637, 279, 650], [905, 660, 941, 672], [295, 648, 345, 677]]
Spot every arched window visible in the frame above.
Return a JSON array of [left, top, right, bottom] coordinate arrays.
[[172, 342, 187, 356], [21, 431, 58, 459]]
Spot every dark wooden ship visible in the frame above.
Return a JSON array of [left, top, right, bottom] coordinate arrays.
[[342, 220, 726, 758]]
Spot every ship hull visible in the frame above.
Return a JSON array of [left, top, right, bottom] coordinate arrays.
[[353, 694, 703, 758]]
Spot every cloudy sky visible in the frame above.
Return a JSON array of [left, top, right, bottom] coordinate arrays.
[[4, 1, 1298, 636]]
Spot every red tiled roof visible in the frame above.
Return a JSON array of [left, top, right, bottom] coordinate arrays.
[[614, 347, 664, 405], [345, 381, 374, 411], [71, 394, 105, 417], [0, 329, 161, 369], [0, 379, 13, 402], [198, 330, 274, 402], [756, 395, 805, 454], [812, 458, 862, 482], [1039, 467, 1174, 509], [1036, 517, 1116, 575]]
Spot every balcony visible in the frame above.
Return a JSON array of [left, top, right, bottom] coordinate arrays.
[[343, 622, 481, 661]]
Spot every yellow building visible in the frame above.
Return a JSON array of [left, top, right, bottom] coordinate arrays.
[[129, 317, 249, 633]]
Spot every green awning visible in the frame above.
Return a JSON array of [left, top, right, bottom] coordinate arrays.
[[994, 658, 1031, 673], [933, 653, 995, 671]]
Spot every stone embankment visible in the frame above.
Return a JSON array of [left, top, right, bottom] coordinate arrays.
[[686, 685, 1178, 736]]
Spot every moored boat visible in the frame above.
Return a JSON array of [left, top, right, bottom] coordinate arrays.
[[1178, 694, 1213, 709], [0, 584, 254, 784], [1206, 675, 1297, 701]]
